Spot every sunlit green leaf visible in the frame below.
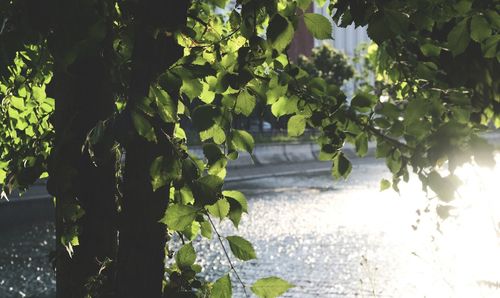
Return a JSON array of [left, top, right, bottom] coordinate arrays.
[[267, 14, 294, 52], [235, 89, 256, 116], [226, 235, 256, 261], [131, 110, 156, 142], [386, 149, 402, 174], [231, 130, 254, 153], [181, 78, 203, 100], [427, 172, 461, 202], [287, 115, 306, 137], [206, 198, 230, 219], [192, 175, 224, 206], [200, 220, 212, 239], [332, 152, 351, 179], [150, 156, 181, 191], [182, 221, 200, 241], [271, 96, 298, 118], [211, 274, 232, 298], [175, 243, 196, 268], [303, 13, 332, 40], [380, 179, 391, 191], [227, 198, 243, 228], [152, 87, 177, 123], [354, 133, 368, 157], [251, 277, 294, 298], [160, 204, 198, 231], [223, 190, 248, 212], [9, 96, 25, 110]]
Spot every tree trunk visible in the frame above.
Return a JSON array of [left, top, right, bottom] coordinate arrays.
[[49, 55, 117, 297], [47, 2, 117, 297], [115, 2, 189, 297]]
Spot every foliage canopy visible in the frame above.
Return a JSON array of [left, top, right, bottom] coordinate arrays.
[[0, 0, 498, 297]]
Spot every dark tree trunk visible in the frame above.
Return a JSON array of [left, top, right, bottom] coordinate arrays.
[[115, 2, 189, 297], [49, 55, 117, 297], [47, 2, 117, 297]]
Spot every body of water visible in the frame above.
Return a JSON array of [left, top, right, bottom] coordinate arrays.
[[2, 157, 500, 297]]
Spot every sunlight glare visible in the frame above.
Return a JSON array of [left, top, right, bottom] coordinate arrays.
[[438, 154, 500, 294]]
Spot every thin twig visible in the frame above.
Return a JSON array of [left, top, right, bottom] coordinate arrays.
[[207, 214, 249, 298], [177, 232, 186, 245]]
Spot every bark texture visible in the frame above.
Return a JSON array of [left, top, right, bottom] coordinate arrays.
[[115, 1, 189, 297], [48, 1, 117, 297]]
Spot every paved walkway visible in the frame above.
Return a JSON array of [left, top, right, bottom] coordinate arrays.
[[1, 160, 332, 203], [226, 160, 330, 182]]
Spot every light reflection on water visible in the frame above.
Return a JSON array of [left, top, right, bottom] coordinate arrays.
[[198, 156, 500, 297], [431, 155, 500, 297], [1, 157, 500, 297]]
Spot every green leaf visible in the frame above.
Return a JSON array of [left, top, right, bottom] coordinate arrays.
[[447, 18, 470, 56], [297, 0, 312, 10], [235, 89, 256, 116], [192, 105, 220, 131], [200, 82, 216, 103], [380, 179, 391, 191], [303, 13, 332, 40], [32, 86, 46, 101], [226, 235, 256, 261], [152, 87, 177, 123], [9, 96, 25, 110], [251, 277, 294, 298], [420, 43, 441, 57], [267, 14, 294, 52], [481, 35, 500, 58], [131, 110, 157, 142], [485, 10, 500, 29], [427, 172, 461, 202], [203, 143, 227, 175], [287, 115, 306, 137], [265, 82, 288, 105], [206, 198, 230, 219], [332, 152, 351, 179], [386, 149, 402, 174], [211, 274, 232, 298], [470, 15, 491, 42], [200, 221, 212, 239], [160, 204, 198, 231], [192, 175, 224, 206], [175, 243, 196, 268], [182, 221, 200, 241], [384, 9, 409, 34], [367, 12, 392, 43], [150, 156, 181, 191], [181, 78, 203, 100], [354, 133, 368, 157], [271, 96, 299, 118], [200, 124, 226, 144], [227, 198, 243, 228], [182, 158, 201, 181], [454, 0, 472, 14], [223, 190, 248, 212], [180, 186, 195, 205], [351, 92, 376, 111], [404, 97, 428, 126], [231, 130, 254, 153]]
